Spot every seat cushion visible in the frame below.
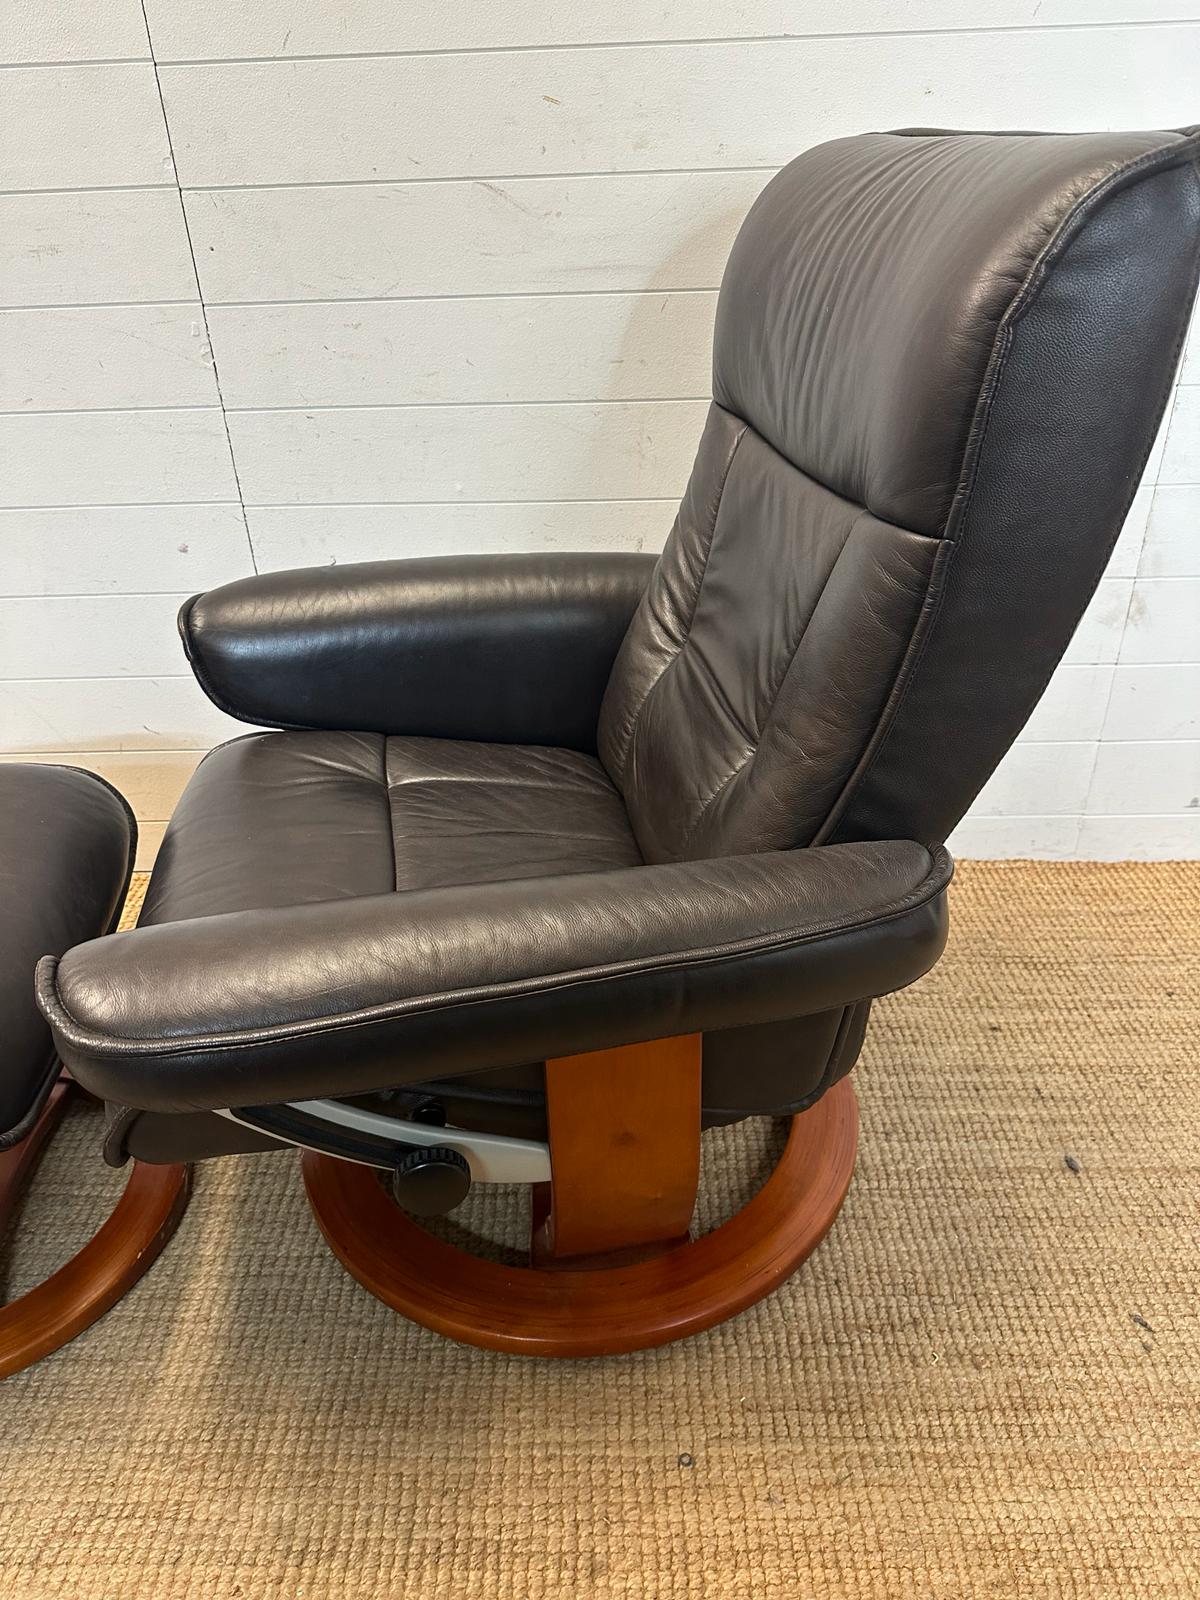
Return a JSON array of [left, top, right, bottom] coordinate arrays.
[[385, 736, 643, 891], [141, 730, 642, 929], [0, 764, 135, 1146], [126, 730, 640, 1145]]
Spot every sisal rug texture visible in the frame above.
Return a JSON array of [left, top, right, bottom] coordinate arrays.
[[1, 861, 1197, 1599]]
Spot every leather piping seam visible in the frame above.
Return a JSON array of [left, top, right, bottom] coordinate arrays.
[[40, 848, 951, 1062], [951, 153, 1200, 732], [677, 495, 881, 852], [812, 133, 1200, 844], [381, 735, 400, 895], [812, 535, 957, 847]]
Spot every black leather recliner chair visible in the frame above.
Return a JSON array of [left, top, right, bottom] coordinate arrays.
[[38, 126, 1200, 1356]]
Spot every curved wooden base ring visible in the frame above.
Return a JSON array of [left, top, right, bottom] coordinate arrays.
[[303, 1078, 858, 1358], [0, 1158, 192, 1379]]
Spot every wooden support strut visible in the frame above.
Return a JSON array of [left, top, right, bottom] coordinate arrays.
[[303, 1036, 859, 1358], [532, 1033, 702, 1267]]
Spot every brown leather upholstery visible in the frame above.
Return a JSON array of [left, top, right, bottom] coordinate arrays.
[[37, 126, 1200, 1164]]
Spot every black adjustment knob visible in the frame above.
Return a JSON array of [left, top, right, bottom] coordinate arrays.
[[390, 1145, 471, 1217]]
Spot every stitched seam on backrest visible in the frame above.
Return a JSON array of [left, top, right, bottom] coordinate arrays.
[[810, 137, 1200, 846], [608, 414, 747, 779], [675, 503, 872, 853], [382, 736, 401, 894]]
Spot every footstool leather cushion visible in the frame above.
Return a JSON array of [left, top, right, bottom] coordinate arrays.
[[0, 765, 135, 1147]]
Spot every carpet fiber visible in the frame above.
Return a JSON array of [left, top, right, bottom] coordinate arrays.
[[2, 861, 1197, 1598]]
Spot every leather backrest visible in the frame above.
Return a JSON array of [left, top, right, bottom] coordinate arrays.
[[598, 128, 1200, 862]]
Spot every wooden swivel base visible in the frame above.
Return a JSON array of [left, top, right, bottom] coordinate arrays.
[[303, 1036, 859, 1358], [0, 1078, 191, 1379]]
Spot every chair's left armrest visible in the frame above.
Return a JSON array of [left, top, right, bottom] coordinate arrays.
[[181, 551, 658, 751], [37, 841, 952, 1115]]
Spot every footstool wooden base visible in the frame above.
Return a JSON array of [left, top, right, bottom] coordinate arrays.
[[0, 1078, 190, 1379]]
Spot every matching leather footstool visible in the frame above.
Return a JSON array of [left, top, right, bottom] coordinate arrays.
[[0, 764, 190, 1378]]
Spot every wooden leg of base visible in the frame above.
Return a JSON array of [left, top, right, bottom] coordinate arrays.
[[303, 1077, 859, 1358], [0, 1160, 192, 1380]]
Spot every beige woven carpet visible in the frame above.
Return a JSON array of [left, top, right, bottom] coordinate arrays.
[[1, 861, 1197, 1599]]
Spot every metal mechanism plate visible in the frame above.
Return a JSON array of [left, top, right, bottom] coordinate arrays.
[[218, 1097, 552, 1184]]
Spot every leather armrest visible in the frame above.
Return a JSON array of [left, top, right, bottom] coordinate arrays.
[[181, 551, 658, 751], [37, 841, 952, 1115]]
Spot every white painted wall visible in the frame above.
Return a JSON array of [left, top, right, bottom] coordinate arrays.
[[1, 2, 1197, 866]]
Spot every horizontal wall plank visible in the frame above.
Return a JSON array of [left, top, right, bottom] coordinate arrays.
[[1106, 483, 1153, 578], [0, 676, 246, 752], [0, 305, 219, 411], [0, 505, 251, 596], [1118, 578, 1200, 663], [142, 1, 1198, 63], [0, 595, 195, 681], [0, 594, 192, 678], [946, 815, 1081, 860], [246, 500, 672, 570], [1063, 578, 1132, 665], [208, 292, 716, 408], [185, 171, 760, 303], [1105, 664, 1200, 742], [970, 742, 1097, 817], [1160, 385, 1199, 483], [0, 191, 197, 308], [1076, 812, 1200, 859], [1088, 740, 1200, 814], [227, 401, 707, 503], [0, 748, 201, 819], [1142, 396, 1173, 485], [6, 0, 148, 64], [0, 409, 238, 506], [1142, 485, 1200, 577], [1, 64, 171, 191], [159, 29, 1200, 188], [1019, 665, 1113, 743]]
